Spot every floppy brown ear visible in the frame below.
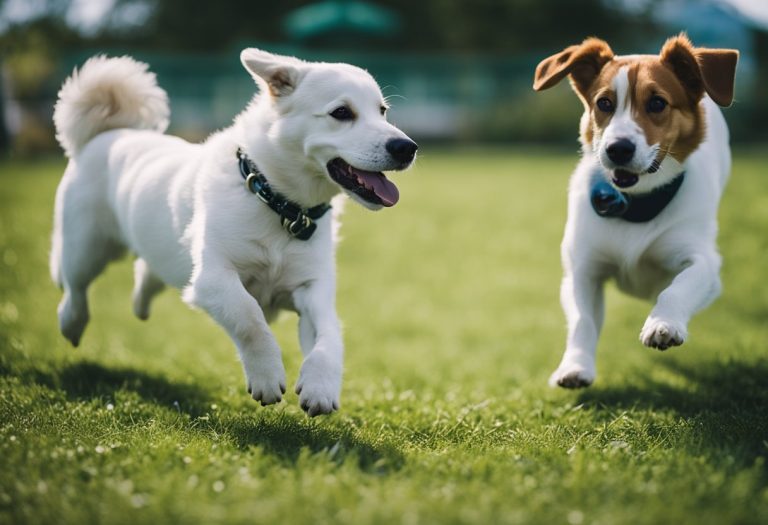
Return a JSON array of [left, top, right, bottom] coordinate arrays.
[[696, 48, 739, 106], [660, 34, 739, 107], [533, 38, 614, 97]]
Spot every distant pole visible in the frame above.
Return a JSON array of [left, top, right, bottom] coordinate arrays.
[[755, 30, 768, 141], [0, 60, 9, 155]]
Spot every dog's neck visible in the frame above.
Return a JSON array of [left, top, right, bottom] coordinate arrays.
[[236, 148, 331, 239], [232, 102, 340, 209]]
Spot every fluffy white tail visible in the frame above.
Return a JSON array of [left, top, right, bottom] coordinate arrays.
[[53, 55, 170, 157]]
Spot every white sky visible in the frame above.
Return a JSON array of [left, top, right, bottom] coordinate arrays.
[[65, 0, 116, 30], [614, 0, 768, 27], [722, 0, 768, 27], [0, 0, 115, 32]]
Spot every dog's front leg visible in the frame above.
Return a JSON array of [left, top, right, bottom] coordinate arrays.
[[551, 267, 605, 388], [292, 280, 343, 416], [184, 261, 286, 405], [640, 253, 721, 350]]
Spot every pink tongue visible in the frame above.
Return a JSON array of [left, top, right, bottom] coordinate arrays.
[[355, 171, 400, 207]]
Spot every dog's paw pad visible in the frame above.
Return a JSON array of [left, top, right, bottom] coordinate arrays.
[[298, 392, 339, 417], [245, 364, 286, 406], [247, 383, 285, 405], [549, 364, 595, 389], [640, 317, 686, 350], [295, 378, 340, 416], [295, 353, 341, 417]]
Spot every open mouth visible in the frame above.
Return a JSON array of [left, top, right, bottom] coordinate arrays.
[[611, 169, 639, 189], [611, 159, 662, 189], [326, 158, 399, 207]]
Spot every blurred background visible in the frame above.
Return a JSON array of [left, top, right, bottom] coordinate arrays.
[[0, 0, 766, 156]]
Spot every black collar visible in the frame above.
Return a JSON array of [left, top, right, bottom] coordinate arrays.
[[590, 170, 685, 223], [236, 148, 331, 240]]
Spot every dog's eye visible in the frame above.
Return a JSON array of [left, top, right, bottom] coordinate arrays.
[[596, 97, 614, 113], [646, 95, 668, 114], [329, 106, 355, 121], [380, 105, 387, 116]]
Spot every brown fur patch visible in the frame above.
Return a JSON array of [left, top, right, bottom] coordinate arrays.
[[630, 61, 705, 162], [581, 56, 705, 164], [660, 34, 739, 107], [267, 69, 295, 97], [533, 38, 614, 96]]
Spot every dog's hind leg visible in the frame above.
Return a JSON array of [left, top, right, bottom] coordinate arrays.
[[57, 232, 121, 347], [54, 174, 123, 346], [50, 188, 64, 289], [132, 258, 165, 320]]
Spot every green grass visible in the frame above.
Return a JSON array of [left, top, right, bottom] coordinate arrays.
[[1, 147, 767, 525]]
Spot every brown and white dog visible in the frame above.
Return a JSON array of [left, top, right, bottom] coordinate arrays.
[[533, 35, 738, 387]]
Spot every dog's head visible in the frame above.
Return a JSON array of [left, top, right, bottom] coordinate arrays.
[[533, 35, 738, 193], [240, 48, 417, 210]]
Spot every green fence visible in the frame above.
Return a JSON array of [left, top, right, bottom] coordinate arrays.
[[59, 45, 551, 141], [8, 43, 764, 154]]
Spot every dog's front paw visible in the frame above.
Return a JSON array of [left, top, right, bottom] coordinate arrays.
[[640, 317, 687, 350], [243, 355, 286, 406], [549, 362, 595, 389], [295, 352, 341, 417]]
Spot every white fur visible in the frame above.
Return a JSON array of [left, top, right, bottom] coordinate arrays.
[[550, 96, 729, 387], [53, 55, 170, 158], [50, 50, 415, 416]]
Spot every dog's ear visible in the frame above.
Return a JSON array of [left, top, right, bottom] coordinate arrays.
[[240, 48, 304, 97], [660, 33, 739, 107], [533, 38, 614, 97]]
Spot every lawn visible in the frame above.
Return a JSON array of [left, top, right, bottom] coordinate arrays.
[[1, 147, 767, 525]]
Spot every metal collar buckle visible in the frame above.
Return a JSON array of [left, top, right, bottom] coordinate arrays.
[[282, 214, 315, 239]]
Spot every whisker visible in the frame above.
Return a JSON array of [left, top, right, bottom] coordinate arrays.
[[383, 93, 406, 103], [658, 145, 682, 156]]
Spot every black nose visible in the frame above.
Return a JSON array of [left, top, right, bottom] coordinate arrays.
[[606, 139, 636, 165], [386, 138, 418, 165]]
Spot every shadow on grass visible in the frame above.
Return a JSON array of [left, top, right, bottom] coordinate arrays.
[[0, 358, 212, 416], [221, 414, 405, 473], [0, 357, 403, 472], [578, 357, 768, 465]]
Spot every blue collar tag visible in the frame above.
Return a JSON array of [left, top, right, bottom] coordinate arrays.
[[590, 170, 685, 223]]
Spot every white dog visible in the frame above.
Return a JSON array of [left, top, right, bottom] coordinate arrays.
[[51, 49, 417, 415], [533, 35, 738, 387]]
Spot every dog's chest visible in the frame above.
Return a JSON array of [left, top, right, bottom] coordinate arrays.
[[234, 239, 319, 315], [612, 255, 675, 300], [592, 232, 676, 298]]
